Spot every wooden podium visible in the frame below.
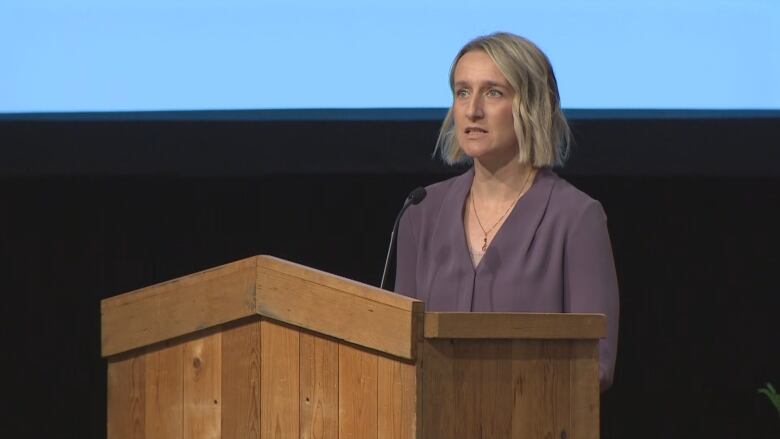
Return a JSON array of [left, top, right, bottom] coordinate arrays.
[[101, 256, 604, 439]]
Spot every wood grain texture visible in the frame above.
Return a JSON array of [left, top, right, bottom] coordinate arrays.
[[424, 340, 512, 438], [102, 257, 257, 357], [570, 340, 600, 439], [479, 341, 513, 439], [108, 353, 146, 439], [257, 256, 419, 311], [260, 319, 300, 439], [300, 333, 338, 439], [145, 342, 183, 439], [451, 341, 481, 438], [183, 331, 222, 439], [256, 264, 419, 360], [511, 340, 571, 439], [377, 356, 417, 439], [338, 344, 378, 439], [221, 318, 262, 439], [424, 312, 605, 339], [421, 338, 586, 439], [420, 339, 454, 439]]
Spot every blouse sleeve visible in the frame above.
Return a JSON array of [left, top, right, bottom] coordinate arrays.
[[394, 206, 419, 298], [563, 200, 620, 391]]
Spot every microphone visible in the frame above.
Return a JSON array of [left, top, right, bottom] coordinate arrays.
[[380, 187, 427, 290]]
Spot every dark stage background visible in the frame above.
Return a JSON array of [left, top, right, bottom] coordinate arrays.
[[1, 110, 779, 438]]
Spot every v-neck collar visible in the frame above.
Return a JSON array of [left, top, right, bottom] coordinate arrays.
[[441, 167, 557, 272]]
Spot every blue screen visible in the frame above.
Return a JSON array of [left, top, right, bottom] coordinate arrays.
[[2, 0, 778, 112]]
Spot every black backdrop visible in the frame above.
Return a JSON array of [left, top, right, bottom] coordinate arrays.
[[1, 110, 779, 438]]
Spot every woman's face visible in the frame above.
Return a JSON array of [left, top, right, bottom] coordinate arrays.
[[452, 50, 518, 164]]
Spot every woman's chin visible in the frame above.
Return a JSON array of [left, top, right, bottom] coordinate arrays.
[[463, 147, 518, 166], [459, 142, 493, 159]]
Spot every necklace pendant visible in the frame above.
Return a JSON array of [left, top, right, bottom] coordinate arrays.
[[481, 236, 488, 252]]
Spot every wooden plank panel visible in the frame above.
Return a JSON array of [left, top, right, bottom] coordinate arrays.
[[420, 339, 454, 439], [257, 255, 419, 310], [260, 319, 300, 439], [183, 331, 222, 439], [338, 344, 378, 439], [422, 340, 513, 439], [424, 312, 605, 339], [451, 341, 481, 438], [256, 265, 420, 360], [221, 318, 262, 439], [108, 353, 146, 439], [377, 356, 417, 439], [300, 333, 338, 439], [102, 257, 257, 357], [511, 340, 571, 439], [478, 341, 513, 439], [570, 340, 600, 439], [145, 342, 183, 439]]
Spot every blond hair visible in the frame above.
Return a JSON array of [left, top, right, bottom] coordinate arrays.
[[435, 32, 571, 167]]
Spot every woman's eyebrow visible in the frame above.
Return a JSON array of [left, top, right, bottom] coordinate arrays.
[[454, 80, 510, 89], [481, 80, 510, 89]]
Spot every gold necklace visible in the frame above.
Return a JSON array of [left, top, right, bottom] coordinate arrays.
[[471, 169, 534, 252]]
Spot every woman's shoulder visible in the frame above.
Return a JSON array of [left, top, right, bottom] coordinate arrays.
[[403, 168, 471, 226], [422, 169, 472, 202], [541, 170, 605, 220]]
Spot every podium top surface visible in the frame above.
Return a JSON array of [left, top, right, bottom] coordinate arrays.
[[101, 255, 605, 359]]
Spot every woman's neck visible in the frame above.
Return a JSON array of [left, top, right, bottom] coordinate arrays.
[[471, 158, 537, 204]]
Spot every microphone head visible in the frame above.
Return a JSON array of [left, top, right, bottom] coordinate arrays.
[[408, 187, 427, 205]]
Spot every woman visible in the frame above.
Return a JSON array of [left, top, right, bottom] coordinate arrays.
[[394, 32, 619, 390]]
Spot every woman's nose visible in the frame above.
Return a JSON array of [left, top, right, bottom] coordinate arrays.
[[466, 96, 484, 120]]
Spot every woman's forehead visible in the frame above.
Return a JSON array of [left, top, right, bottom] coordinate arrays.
[[453, 51, 510, 87]]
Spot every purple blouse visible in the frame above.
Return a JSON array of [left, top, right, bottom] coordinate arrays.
[[395, 167, 619, 390]]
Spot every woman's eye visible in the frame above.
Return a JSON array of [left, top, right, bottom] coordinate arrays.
[[487, 89, 503, 97], [456, 89, 470, 98]]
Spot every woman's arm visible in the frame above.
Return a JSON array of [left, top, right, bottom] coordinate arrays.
[[394, 208, 419, 298], [563, 200, 620, 391]]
